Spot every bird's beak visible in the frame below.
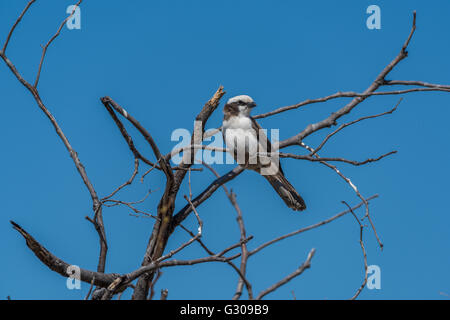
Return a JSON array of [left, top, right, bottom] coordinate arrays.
[[249, 102, 257, 108]]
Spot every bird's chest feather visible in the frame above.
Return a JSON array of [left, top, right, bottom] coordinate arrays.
[[223, 116, 258, 152]]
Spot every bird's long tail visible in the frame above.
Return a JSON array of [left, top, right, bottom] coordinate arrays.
[[264, 172, 306, 211]]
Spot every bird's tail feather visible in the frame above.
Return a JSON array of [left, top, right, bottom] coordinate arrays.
[[264, 172, 306, 211]]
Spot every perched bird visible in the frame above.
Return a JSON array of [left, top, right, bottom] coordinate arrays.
[[222, 95, 306, 211]]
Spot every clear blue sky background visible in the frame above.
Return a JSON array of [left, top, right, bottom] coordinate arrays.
[[1, 0, 449, 300]]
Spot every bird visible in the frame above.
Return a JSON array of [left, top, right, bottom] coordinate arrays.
[[222, 95, 306, 211]]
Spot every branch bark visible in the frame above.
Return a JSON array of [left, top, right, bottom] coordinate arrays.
[[132, 87, 226, 299]]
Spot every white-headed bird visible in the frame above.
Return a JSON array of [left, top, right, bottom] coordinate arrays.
[[222, 95, 306, 211]]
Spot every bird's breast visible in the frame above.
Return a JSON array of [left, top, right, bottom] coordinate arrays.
[[222, 116, 258, 155]]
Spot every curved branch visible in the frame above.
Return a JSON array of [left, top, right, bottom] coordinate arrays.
[[100, 96, 173, 183], [10, 221, 116, 288]]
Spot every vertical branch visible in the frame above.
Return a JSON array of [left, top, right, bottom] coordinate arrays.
[[201, 162, 252, 299], [84, 277, 95, 300], [229, 191, 251, 300], [342, 201, 369, 300], [132, 87, 225, 300], [300, 142, 383, 249]]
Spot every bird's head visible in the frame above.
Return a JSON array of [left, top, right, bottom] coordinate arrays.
[[223, 95, 257, 117]]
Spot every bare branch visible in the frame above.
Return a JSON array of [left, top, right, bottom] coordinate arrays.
[[250, 195, 378, 256], [253, 87, 449, 120], [299, 142, 383, 249], [149, 271, 163, 300], [133, 87, 226, 299], [10, 221, 116, 288], [84, 277, 95, 300], [178, 222, 254, 297], [2, 0, 36, 54], [100, 97, 161, 170], [342, 201, 369, 300], [201, 162, 252, 299], [278, 151, 397, 166], [384, 80, 450, 89], [255, 248, 316, 300], [102, 198, 157, 219], [34, 0, 82, 88], [170, 166, 245, 232], [166, 145, 229, 162], [101, 96, 173, 182], [102, 158, 139, 201], [156, 195, 203, 263], [229, 191, 252, 300], [310, 99, 402, 156]]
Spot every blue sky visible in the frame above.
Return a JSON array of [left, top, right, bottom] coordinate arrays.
[[1, 0, 449, 300]]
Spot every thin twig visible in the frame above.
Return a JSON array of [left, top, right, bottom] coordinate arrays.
[[149, 270, 163, 300], [34, 0, 82, 88], [200, 162, 252, 299], [255, 248, 316, 300], [84, 277, 95, 300], [2, 0, 36, 53], [342, 201, 368, 300], [102, 158, 139, 201], [250, 195, 378, 256], [310, 99, 402, 156]]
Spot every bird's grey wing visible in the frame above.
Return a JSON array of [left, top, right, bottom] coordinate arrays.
[[250, 117, 270, 153], [250, 117, 284, 175]]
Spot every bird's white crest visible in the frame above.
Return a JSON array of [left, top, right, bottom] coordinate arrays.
[[227, 95, 254, 105]]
